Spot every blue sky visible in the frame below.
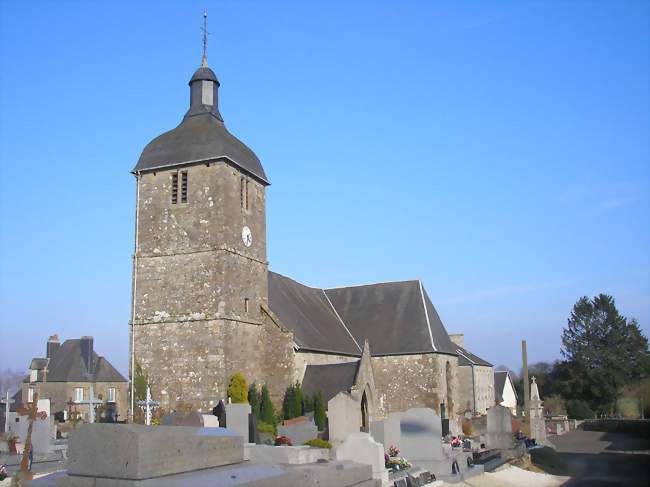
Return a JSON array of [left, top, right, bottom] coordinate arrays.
[[1, 1, 648, 377]]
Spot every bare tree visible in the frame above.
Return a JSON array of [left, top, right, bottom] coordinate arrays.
[[0, 368, 26, 397]]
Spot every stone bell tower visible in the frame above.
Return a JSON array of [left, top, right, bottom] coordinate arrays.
[[128, 35, 291, 413]]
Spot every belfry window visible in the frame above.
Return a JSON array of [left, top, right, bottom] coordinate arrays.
[[244, 298, 250, 313], [171, 173, 179, 204], [181, 171, 188, 203], [171, 171, 188, 204], [240, 177, 249, 210]]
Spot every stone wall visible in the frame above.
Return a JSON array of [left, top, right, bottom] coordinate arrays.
[[457, 364, 494, 416], [370, 353, 459, 421], [21, 381, 128, 421], [134, 317, 294, 412]]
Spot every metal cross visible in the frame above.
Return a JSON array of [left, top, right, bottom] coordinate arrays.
[[1, 391, 16, 433], [201, 11, 210, 67], [137, 384, 160, 425]]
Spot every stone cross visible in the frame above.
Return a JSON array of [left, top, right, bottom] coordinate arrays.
[[137, 384, 159, 425], [75, 383, 103, 423], [1, 391, 15, 432]]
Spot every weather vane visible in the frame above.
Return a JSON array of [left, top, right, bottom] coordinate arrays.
[[201, 11, 210, 67]]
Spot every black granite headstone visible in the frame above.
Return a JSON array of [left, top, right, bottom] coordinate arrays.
[[213, 400, 227, 427], [249, 413, 260, 444]]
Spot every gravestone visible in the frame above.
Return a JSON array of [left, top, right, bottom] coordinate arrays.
[[529, 377, 547, 444], [336, 432, 390, 486], [399, 408, 444, 464], [248, 413, 260, 444], [202, 414, 220, 427], [278, 416, 318, 446], [161, 410, 203, 427], [327, 392, 362, 445], [213, 400, 226, 427], [380, 411, 403, 451], [486, 405, 514, 450], [6, 411, 56, 454], [224, 403, 251, 443]]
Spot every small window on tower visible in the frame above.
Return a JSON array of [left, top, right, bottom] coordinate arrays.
[[181, 171, 188, 203], [244, 298, 250, 313], [240, 177, 245, 209], [245, 179, 250, 210], [171, 173, 179, 204]]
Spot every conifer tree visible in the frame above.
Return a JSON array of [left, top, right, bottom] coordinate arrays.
[[282, 383, 296, 419], [259, 384, 276, 425], [313, 390, 327, 431], [293, 382, 304, 417], [248, 382, 261, 418]]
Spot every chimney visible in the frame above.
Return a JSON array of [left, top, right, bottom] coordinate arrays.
[[80, 336, 94, 374], [449, 333, 464, 348], [47, 334, 60, 358]]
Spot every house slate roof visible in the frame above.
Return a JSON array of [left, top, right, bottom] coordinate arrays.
[[455, 346, 493, 367], [494, 370, 517, 403], [301, 361, 360, 403], [30, 358, 49, 370], [25, 339, 127, 383], [268, 271, 457, 357]]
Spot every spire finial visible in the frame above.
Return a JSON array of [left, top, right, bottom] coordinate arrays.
[[201, 11, 209, 67]]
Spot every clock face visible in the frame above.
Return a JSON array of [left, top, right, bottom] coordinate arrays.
[[242, 226, 252, 247]]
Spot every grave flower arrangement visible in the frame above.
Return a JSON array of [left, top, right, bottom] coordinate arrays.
[[274, 435, 293, 446], [0, 464, 7, 481], [384, 445, 411, 471]]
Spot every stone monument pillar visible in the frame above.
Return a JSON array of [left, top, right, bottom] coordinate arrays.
[[529, 377, 547, 444]]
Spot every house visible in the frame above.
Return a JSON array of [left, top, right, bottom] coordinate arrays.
[[494, 370, 518, 415], [22, 335, 128, 422]]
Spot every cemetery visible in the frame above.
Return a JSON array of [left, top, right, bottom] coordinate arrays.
[[1, 366, 604, 487]]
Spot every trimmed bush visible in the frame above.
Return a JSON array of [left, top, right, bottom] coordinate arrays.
[[228, 372, 248, 403], [304, 438, 332, 449]]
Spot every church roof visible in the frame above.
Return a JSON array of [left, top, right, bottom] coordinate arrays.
[[456, 346, 492, 367], [25, 339, 127, 383], [268, 272, 457, 357], [302, 361, 360, 403], [268, 272, 361, 356], [133, 65, 269, 185]]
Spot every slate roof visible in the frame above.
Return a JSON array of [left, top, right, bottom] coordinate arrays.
[[494, 370, 517, 402], [30, 358, 49, 370], [301, 361, 360, 403], [268, 272, 457, 357], [268, 272, 361, 355], [455, 346, 492, 367], [133, 66, 269, 185], [25, 339, 127, 383]]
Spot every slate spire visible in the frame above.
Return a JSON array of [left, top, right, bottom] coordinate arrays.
[[186, 11, 222, 121]]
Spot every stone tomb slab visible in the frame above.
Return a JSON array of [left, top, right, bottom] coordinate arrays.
[[66, 424, 243, 480], [278, 418, 318, 446]]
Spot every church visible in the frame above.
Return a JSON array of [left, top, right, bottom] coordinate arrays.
[[129, 48, 466, 429]]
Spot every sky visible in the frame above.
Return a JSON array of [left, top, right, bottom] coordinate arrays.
[[0, 1, 648, 378]]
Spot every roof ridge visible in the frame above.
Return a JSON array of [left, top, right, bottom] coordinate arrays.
[[322, 290, 362, 353], [323, 278, 420, 291], [418, 280, 437, 352]]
